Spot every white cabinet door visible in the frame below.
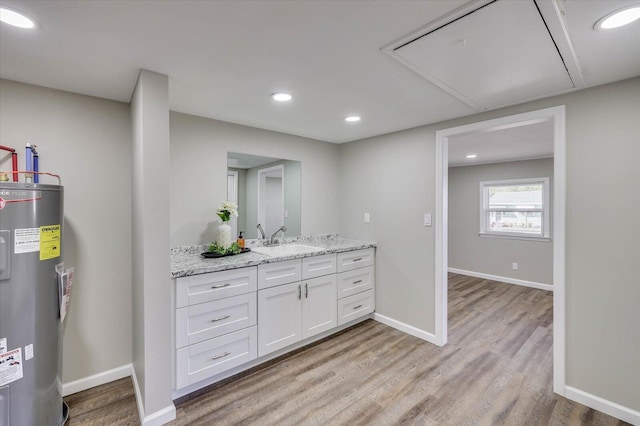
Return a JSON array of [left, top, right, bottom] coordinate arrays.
[[302, 275, 337, 339], [258, 282, 302, 356]]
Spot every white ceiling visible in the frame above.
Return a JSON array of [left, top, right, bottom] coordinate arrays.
[[1, 0, 639, 144], [448, 118, 554, 167], [228, 152, 281, 170]]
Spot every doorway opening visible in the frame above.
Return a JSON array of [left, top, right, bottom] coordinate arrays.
[[257, 165, 285, 237], [435, 105, 566, 395]]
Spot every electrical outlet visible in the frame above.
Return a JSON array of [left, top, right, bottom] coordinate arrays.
[[512, 262, 519, 271], [364, 212, 370, 223]]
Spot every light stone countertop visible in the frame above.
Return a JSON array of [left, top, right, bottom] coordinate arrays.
[[171, 234, 376, 278]]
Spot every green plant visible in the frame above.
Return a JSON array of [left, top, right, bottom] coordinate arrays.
[[207, 241, 241, 255]]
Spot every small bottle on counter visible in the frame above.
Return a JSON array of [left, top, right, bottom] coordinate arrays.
[[237, 232, 245, 248]]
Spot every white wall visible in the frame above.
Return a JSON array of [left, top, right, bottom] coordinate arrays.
[[0, 79, 132, 384], [169, 112, 340, 246], [130, 70, 174, 421], [339, 77, 640, 414], [339, 127, 437, 332], [448, 159, 554, 285]]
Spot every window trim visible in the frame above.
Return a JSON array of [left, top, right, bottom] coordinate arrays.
[[479, 177, 550, 240]]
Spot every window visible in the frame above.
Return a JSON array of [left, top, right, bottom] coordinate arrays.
[[479, 178, 550, 239]]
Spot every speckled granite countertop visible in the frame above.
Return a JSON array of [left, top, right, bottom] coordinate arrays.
[[171, 234, 376, 278]]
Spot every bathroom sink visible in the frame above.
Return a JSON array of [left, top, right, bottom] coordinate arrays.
[[251, 244, 324, 257]]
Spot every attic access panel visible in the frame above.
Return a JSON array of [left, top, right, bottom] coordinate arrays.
[[391, 0, 574, 110]]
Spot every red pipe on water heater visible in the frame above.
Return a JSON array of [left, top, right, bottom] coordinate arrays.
[[0, 145, 19, 182]]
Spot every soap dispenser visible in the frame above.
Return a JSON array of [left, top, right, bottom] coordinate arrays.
[[237, 232, 245, 248]]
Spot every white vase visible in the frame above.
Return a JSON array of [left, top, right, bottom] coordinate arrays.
[[216, 222, 233, 249]]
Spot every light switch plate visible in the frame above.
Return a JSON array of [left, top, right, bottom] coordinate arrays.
[[424, 213, 432, 227], [364, 213, 370, 223]]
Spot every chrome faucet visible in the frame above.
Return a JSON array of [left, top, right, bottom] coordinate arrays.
[[256, 223, 266, 239], [267, 225, 287, 246]]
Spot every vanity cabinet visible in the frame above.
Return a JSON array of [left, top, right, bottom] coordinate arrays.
[[257, 255, 338, 357], [174, 267, 258, 389], [172, 242, 375, 394]]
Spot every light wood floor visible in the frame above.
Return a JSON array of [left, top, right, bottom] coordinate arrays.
[[64, 274, 630, 425]]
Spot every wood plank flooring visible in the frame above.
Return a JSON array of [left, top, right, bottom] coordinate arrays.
[[64, 274, 630, 425]]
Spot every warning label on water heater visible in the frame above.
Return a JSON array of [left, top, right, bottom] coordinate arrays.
[[14, 225, 61, 260], [14, 228, 40, 254], [40, 225, 60, 260]]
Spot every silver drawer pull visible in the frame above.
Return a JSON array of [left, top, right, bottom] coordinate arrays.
[[211, 351, 231, 361], [211, 315, 231, 323], [353, 304, 363, 310], [352, 280, 363, 284], [211, 283, 231, 289], [352, 258, 363, 262]]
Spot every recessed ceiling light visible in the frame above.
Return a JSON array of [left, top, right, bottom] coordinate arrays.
[[272, 93, 292, 102], [0, 7, 36, 29], [345, 116, 361, 122], [466, 154, 477, 159], [594, 5, 640, 30]]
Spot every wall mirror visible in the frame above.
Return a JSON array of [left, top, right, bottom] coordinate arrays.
[[227, 152, 301, 239]]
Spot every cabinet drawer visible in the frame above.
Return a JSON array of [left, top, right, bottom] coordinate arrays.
[[337, 266, 374, 299], [337, 248, 374, 273], [176, 293, 257, 348], [176, 326, 257, 389], [176, 267, 257, 308], [337, 289, 374, 326], [258, 259, 302, 290], [302, 254, 337, 279]]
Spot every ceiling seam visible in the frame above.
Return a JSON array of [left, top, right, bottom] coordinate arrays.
[[532, 0, 575, 87], [393, 0, 498, 51]]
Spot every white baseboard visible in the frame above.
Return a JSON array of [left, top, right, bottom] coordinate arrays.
[[62, 364, 132, 397], [448, 268, 553, 292], [131, 366, 177, 426], [373, 313, 440, 346], [564, 386, 640, 425]]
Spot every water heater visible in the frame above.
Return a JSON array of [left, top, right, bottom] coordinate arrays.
[[0, 183, 65, 426]]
